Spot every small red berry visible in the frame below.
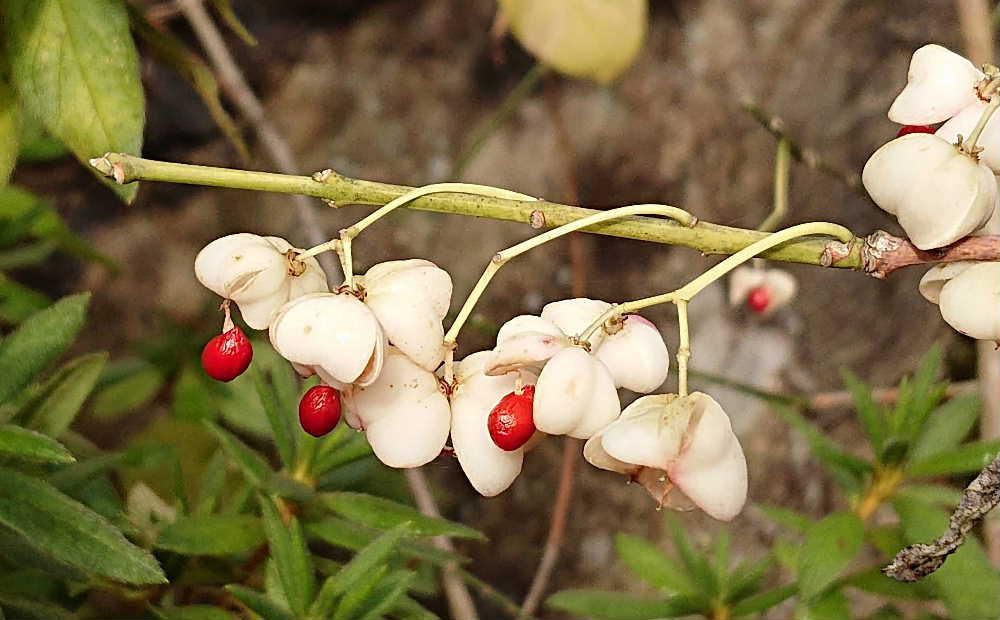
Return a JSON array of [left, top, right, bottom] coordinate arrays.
[[896, 124, 937, 138], [488, 386, 536, 451], [299, 385, 342, 437], [746, 286, 771, 314], [201, 327, 253, 382]]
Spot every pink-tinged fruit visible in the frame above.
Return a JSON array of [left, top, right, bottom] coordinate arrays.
[[201, 327, 253, 382], [298, 385, 342, 437], [488, 386, 536, 451]]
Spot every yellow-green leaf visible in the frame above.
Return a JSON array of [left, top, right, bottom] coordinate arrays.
[[0, 424, 74, 463], [499, 0, 648, 84], [0, 81, 19, 186], [4, 0, 145, 203]]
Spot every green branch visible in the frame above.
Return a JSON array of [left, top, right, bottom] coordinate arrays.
[[91, 153, 871, 270]]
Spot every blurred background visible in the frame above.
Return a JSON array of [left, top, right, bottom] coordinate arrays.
[[3, 1, 999, 618]]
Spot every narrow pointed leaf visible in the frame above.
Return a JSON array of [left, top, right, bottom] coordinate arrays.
[[910, 394, 981, 462], [26, 352, 107, 436], [319, 492, 485, 540], [907, 440, 1000, 477], [260, 495, 315, 617], [0, 293, 89, 404], [776, 405, 872, 493], [615, 533, 694, 595], [0, 81, 19, 186], [0, 466, 164, 584], [224, 584, 294, 620], [151, 606, 238, 620], [841, 369, 887, 452], [305, 517, 464, 566], [546, 590, 703, 620], [0, 594, 73, 620], [0, 424, 74, 463], [730, 584, 796, 617], [249, 364, 295, 468], [156, 514, 265, 556]]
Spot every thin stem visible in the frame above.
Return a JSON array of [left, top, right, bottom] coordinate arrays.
[[963, 95, 1000, 152], [676, 300, 690, 397], [578, 222, 855, 342], [443, 204, 695, 345], [339, 231, 354, 287], [88, 154, 871, 270], [759, 137, 791, 233], [452, 64, 551, 178]]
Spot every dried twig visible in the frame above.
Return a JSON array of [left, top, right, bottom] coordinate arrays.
[[741, 97, 864, 197], [405, 469, 480, 620], [884, 452, 1000, 581], [861, 230, 1000, 279]]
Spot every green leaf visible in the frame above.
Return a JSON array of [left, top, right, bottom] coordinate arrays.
[[224, 584, 294, 620], [776, 405, 873, 494], [842, 567, 935, 601], [0, 424, 74, 463], [331, 565, 387, 620], [891, 346, 946, 441], [757, 504, 811, 534], [4, 0, 145, 202], [546, 590, 701, 620], [250, 364, 296, 468], [895, 484, 963, 508], [90, 365, 165, 420], [194, 449, 228, 516], [0, 293, 89, 404], [0, 465, 164, 584], [260, 495, 315, 617], [797, 512, 864, 601], [0, 275, 49, 324], [0, 81, 19, 186], [910, 394, 981, 462], [841, 369, 888, 453], [319, 492, 485, 540], [666, 514, 716, 597], [204, 422, 272, 487], [156, 514, 265, 556], [152, 605, 238, 620], [726, 555, 775, 603], [26, 352, 107, 436], [310, 523, 410, 618], [171, 364, 217, 422], [894, 495, 1000, 620], [615, 533, 694, 595], [391, 594, 441, 620], [16, 113, 68, 163], [795, 588, 849, 620], [306, 517, 463, 567], [0, 593, 73, 620], [499, 0, 648, 84], [350, 570, 415, 620], [730, 584, 796, 617], [907, 440, 1000, 477]]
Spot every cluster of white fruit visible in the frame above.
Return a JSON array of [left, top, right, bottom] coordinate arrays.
[[195, 233, 749, 522], [863, 44, 1000, 343]]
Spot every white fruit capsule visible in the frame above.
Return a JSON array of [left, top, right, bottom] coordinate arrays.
[[593, 315, 669, 392], [343, 347, 451, 468], [269, 292, 384, 386], [862, 134, 997, 250], [888, 44, 984, 125], [935, 101, 1000, 173], [532, 347, 620, 439], [450, 352, 536, 496], [358, 259, 453, 371], [195, 233, 328, 329], [584, 392, 748, 521], [540, 298, 613, 346], [728, 266, 797, 314], [929, 262, 1000, 341]]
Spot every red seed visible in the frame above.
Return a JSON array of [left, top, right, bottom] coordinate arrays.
[[299, 385, 342, 437], [746, 286, 771, 314], [201, 327, 253, 382], [488, 386, 536, 451], [896, 124, 937, 138]]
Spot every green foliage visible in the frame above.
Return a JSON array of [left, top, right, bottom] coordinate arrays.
[[796, 512, 864, 601], [4, 0, 145, 202]]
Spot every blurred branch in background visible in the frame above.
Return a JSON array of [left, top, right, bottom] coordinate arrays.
[[173, 1, 480, 614], [954, 0, 1000, 567], [740, 97, 864, 197]]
